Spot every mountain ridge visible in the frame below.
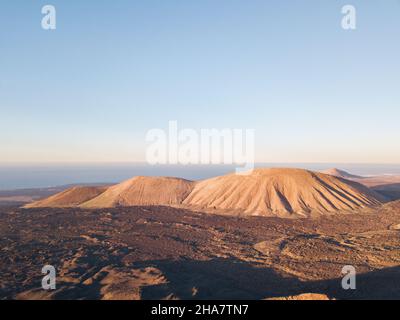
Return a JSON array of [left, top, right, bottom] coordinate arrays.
[[24, 168, 385, 217]]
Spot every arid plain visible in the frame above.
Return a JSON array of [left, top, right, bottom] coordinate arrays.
[[1, 168, 400, 300]]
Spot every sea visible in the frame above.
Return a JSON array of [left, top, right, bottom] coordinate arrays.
[[1, 163, 400, 191]]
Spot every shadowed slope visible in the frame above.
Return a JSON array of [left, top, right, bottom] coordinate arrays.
[[322, 168, 400, 201]]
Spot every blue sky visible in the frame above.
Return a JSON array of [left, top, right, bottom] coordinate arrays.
[[1, 0, 399, 163]]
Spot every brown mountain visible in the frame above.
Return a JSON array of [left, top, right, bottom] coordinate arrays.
[[81, 176, 194, 208], [24, 186, 108, 208], [25, 168, 385, 217], [182, 168, 384, 217]]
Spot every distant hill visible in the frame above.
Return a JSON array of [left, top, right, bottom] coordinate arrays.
[[321, 168, 400, 201], [321, 168, 363, 180], [0, 183, 111, 207]]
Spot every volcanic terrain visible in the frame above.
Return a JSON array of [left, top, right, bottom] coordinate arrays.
[[1, 168, 400, 300]]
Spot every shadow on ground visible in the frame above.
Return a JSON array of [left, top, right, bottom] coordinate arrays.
[[136, 258, 400, 300], [373, 183, 400, 201]]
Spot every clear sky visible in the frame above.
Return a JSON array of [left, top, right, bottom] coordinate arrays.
[[1, 0, 399, 164]]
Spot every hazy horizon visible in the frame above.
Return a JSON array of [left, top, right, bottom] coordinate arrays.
[[2, 162, 400, 190]]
